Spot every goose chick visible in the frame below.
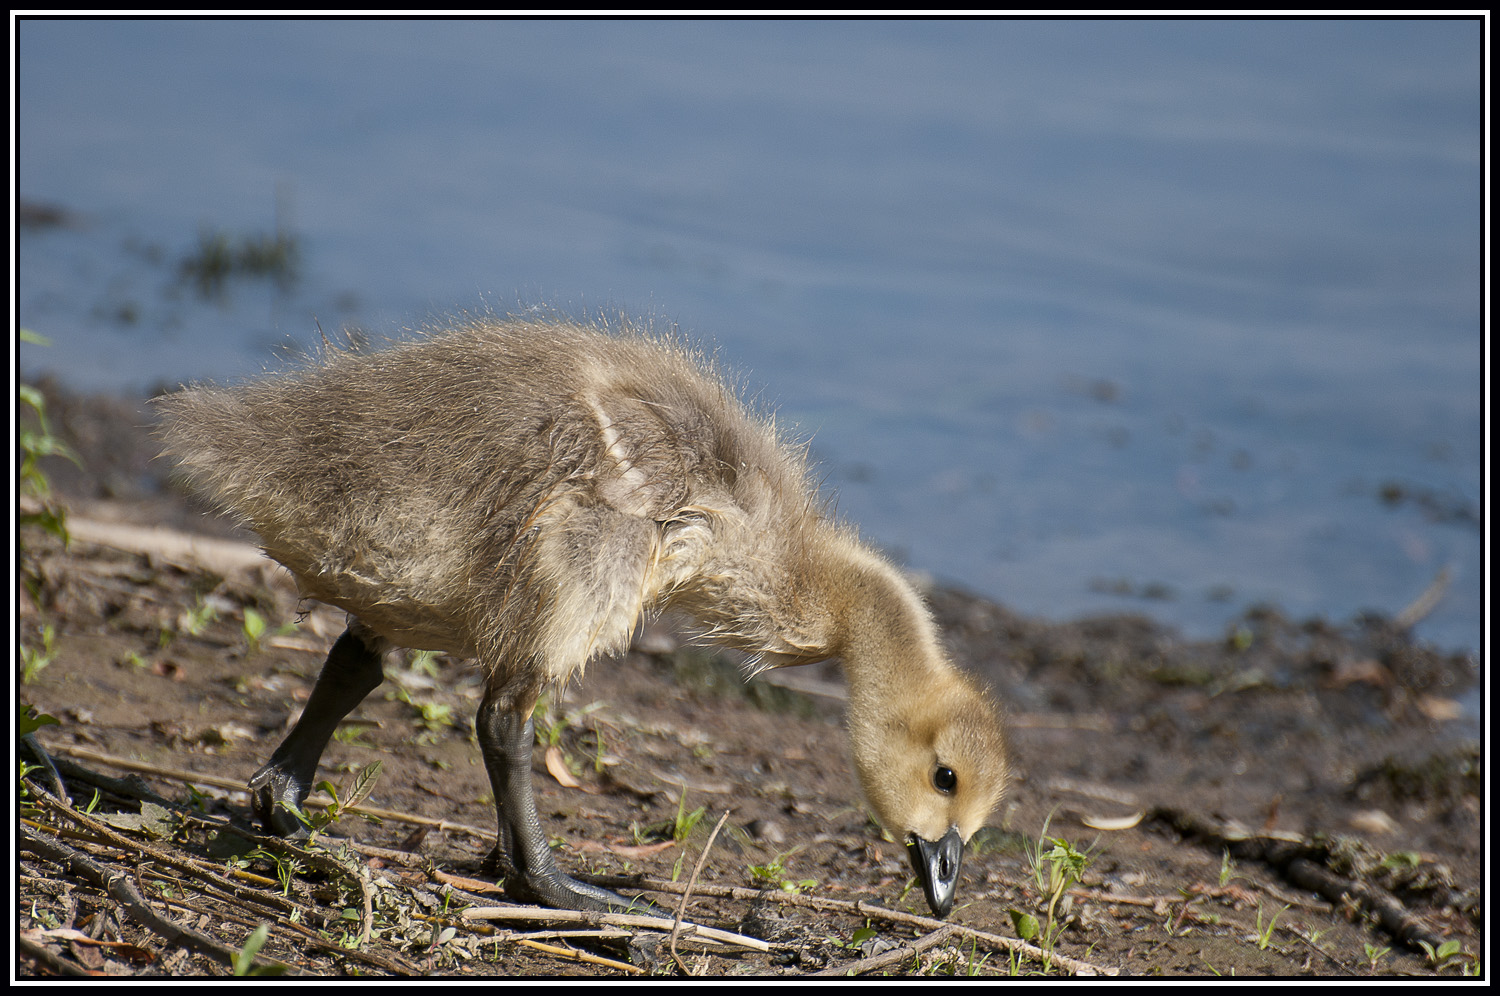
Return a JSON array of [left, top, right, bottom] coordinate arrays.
[[153, 316, 1008, 917]]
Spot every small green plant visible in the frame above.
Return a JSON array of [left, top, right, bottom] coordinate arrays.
[[913, 935, 993, 977], [1164, 891, 1199, 937], [1253, 902, 1287, 950], [590, 727, 610, 774], [958, 936, 993, 976], [19, 703, 61, 739], [242, 608, 268, 655], [232, 923, 287, 976], [1218, 849, 1237, 887], [296, 762, 385, 835], [1008, 908, 1042, 944], [1363, 942, 1391, 970], [180, 597, 219, 637], [241, 608, 295, 657], [667, 790, 706, 843], [19, 626, 58, 684], [332, 723, 373, 747], [1014, 817, 1094, 961], [827, 923, 878, 951], [18, 332, 81, 549], [28, 900, 60, 931], [182, 782, 212, 812], [1379, 851, 1421, 872], [251, 848, 305, 896], [19, 759, 44, 817], [748, 847, 816, 894], [392, 686, 455, 741], [1416, 938, 1468, 972], [19, 704, 62, 817], [532, 695, 569, 749]]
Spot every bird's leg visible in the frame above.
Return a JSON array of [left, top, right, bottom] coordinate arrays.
[[475, 693, 654, 913], [249, 622, 388, 836]]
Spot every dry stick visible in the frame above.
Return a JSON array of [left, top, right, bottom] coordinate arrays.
[[508, 929, 634, 942], [810, 924, 958, 977], [22, 816, 313, 946], [40, 739, 1105, 975], [30, 794, 417, 976], [1150, 807, 1450, 956], [52, 745, 495, 843], [21, 734, 71, 806], [511, 938, 642, 975], [17, 931, 97, 979], [249, 835, 380, 949], [19, 823, 290, 976], [47, 751, 182, 811], [28, 797, 304, 923], [669, 810, 732, 974], [634, 879, 1112, 976], [950, 923, 1110, 977], [463, 907, 769, 953], [432, 868, 507, 896]]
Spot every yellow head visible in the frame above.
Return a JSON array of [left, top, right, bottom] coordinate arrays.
[[849, 669, 1008, 916]]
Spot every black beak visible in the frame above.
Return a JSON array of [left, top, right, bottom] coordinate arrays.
[[907, 826, 964, 918]]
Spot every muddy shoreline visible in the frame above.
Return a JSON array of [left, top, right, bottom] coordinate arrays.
[[17, 381, 1484, 977]]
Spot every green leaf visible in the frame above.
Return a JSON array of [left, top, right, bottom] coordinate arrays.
[[233, 924, 268, 976], [100, 802, 181, 840], [231, 923, 285, 976], [342, 761, 383, 812], [243, 607, 267, 642], [18, 703, 60, 738]]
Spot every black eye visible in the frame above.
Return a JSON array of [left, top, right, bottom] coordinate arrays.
[[933, 765, 957, 794]]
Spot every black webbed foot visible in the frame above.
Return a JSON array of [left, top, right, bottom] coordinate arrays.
[[248, 762, 313, 838], [247, 623, 386, 838], [482, 830, 659, 915]]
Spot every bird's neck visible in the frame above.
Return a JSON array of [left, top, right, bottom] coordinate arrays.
[[812, 536, 953, 711]]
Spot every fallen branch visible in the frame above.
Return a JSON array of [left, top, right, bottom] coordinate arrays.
[[1149, 807, 1454, 956], [461, 906, 770, 953], [626, 878, 1114, 976], [51, 744, 495, 842], [19, 822, 290, 976], [511, 937, 641, 974], [670, 810, 732, 973], [809, 924, 957, 977], [25, 791, 430, 975]]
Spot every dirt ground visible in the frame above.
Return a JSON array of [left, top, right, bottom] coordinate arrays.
[[16, 385, 1486, 978]]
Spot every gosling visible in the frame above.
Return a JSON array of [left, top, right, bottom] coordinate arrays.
[[153, 316, 1008, 918]]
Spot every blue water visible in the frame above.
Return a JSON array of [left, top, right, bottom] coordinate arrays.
[[17, 18, 1484, 659]]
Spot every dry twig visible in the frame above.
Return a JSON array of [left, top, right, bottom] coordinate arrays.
[[669, 809, 732, 973]]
